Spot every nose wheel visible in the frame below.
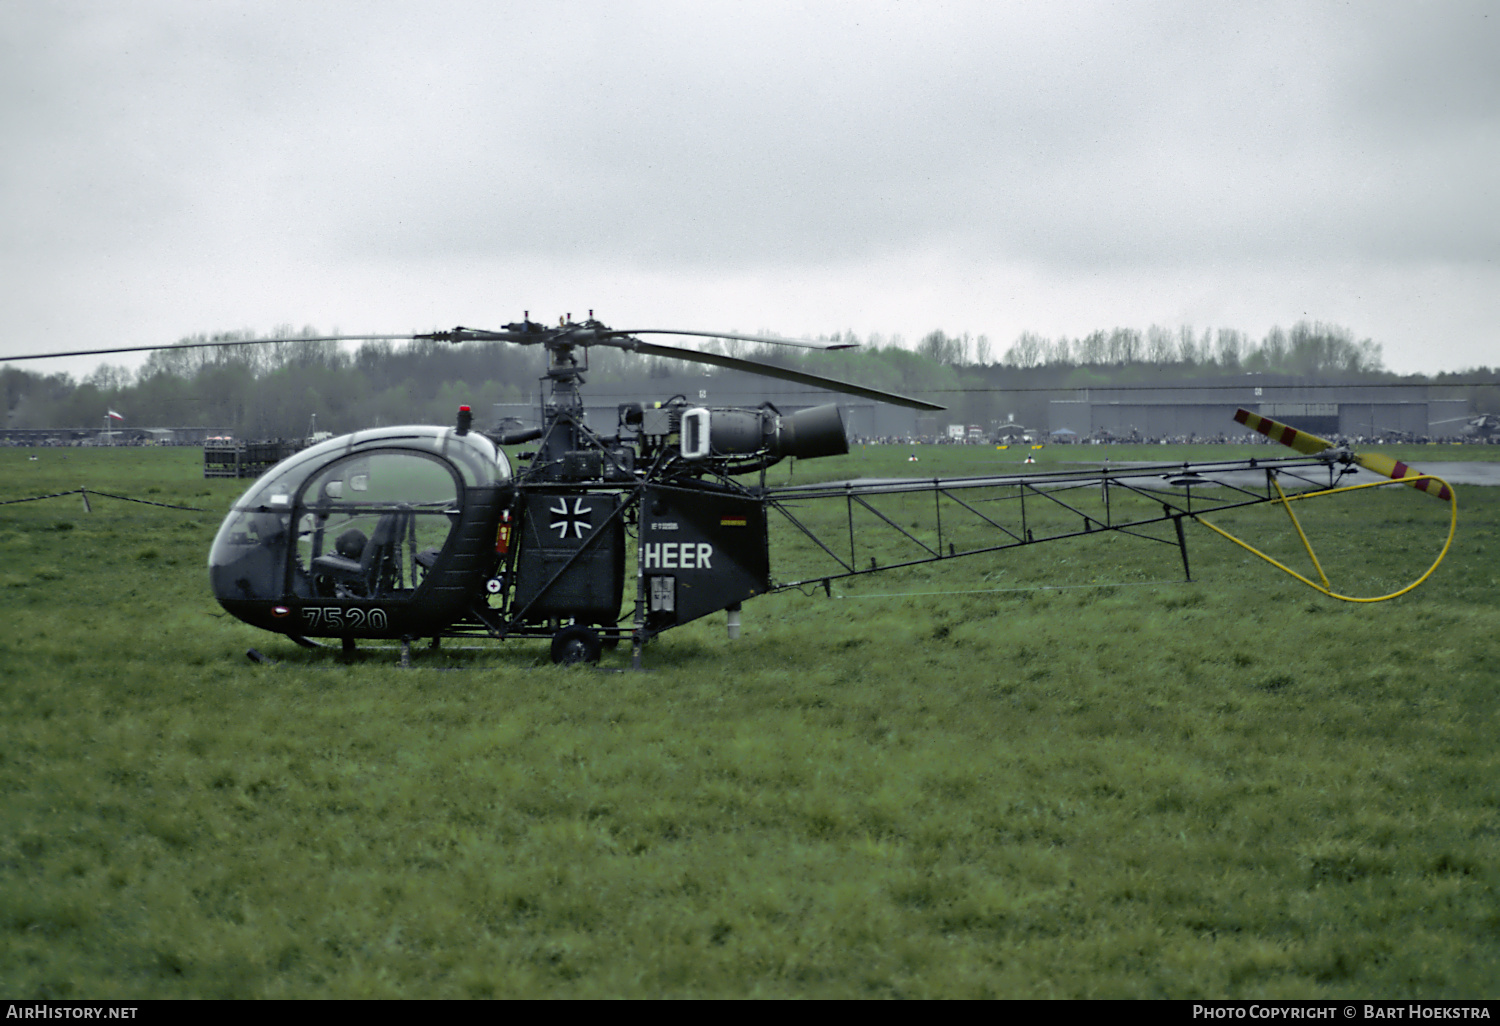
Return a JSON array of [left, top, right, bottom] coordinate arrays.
[[550, 625, 602, 665]]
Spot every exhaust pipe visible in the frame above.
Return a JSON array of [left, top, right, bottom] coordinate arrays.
[[773, 404, 848, 459]]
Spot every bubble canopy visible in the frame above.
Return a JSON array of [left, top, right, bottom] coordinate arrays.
[[209, 427, 511, 607]]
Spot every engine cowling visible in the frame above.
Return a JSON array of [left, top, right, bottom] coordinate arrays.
[[679, 403, 849, 462]]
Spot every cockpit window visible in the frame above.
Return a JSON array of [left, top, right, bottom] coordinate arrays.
[[299, 453, 457, 508], [210, 447, 466, 603], [210, 427, 511, 606], [442, 431, 510, 487], [292, 452, 461, 601]]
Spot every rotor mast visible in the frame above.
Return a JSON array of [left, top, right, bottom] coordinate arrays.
[[417, 311, 604, 472], [538, 313, 594, 471]]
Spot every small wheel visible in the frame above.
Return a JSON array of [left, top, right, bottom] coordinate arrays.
[[550, 625, 602, 665]]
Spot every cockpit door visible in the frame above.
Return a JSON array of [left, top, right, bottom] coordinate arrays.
[[291, 450, 463, 602]]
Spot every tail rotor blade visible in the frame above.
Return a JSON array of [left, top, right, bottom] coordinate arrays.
[[1352, 452, 1453, 502], [1232, 408, 1452, 502], [1233, 408, 1334, 455]]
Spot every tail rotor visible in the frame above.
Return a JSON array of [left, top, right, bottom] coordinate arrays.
[[1234, 408, 1452, 501], [1216, 408, 1457, 602]]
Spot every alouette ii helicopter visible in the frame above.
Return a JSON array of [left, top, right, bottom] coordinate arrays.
[[2, 313, 1458, 667]]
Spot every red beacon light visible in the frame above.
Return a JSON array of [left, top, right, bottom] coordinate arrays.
[[456, 405, 472, 436]]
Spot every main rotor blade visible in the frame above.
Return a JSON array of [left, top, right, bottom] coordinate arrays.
[[610, 329, 858, 351], [620, 339, 945, 411], [0, 323, 856, 363], [0, 334, 417, 363]]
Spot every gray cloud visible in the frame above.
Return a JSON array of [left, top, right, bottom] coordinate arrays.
[[2, 1, 1496, 373]]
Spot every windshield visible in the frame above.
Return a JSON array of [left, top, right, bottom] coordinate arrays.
[[209, 430, 492, 603]]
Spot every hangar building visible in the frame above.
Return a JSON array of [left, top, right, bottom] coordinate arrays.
[[1048, 382, 1468, 441]]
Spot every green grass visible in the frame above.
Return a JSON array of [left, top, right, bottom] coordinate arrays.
[[1, 447, 1497, 997]]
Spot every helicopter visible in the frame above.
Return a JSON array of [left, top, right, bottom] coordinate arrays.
[[1426, 411, 1500, 440], [0, 314, 1459, 667], [1467, 413, 1500, 439]]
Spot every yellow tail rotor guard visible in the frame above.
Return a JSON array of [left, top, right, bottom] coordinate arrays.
[[1194, 473, 1458, 603]]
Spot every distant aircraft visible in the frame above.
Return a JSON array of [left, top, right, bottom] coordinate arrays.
[[1431, 413, 1499, 439], [1464, 413, 1499, 438]]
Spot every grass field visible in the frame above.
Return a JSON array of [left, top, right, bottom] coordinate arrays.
[[1, 444, 1497, 998]]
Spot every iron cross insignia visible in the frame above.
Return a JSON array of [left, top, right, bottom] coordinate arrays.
[[549, 497, 594, 540]]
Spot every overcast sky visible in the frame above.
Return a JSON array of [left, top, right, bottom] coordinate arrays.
[[2, 0, 1496, 378]]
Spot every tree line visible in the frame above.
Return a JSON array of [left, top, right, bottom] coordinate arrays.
[[3, 320, 1494, 439]]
